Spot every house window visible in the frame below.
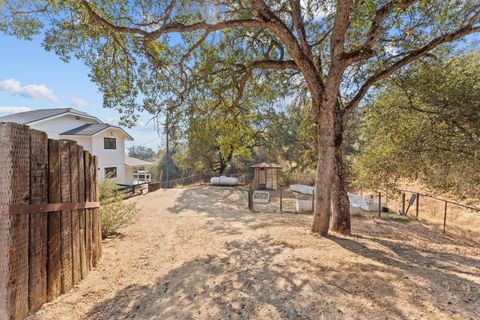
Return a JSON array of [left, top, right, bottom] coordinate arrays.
[[105, 167, 117, 178], [104, 137, 116, 149]]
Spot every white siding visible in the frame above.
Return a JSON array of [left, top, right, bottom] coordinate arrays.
[[124, 166, 134, 185], [92, 129, 128, 184], [30, 114, 98, 139], [26, 113, 132, 185]]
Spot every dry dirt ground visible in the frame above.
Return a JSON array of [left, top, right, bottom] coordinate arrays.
[[29, 186, 480, 320]]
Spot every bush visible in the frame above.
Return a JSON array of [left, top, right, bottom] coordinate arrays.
[[278, 167, 316, 188], [99, 178, 138, 238]]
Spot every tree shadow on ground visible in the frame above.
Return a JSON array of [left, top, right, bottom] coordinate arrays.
[[328, 231, 480, 318], [167, 186, 309, 236], [86, 233, 480, 319], [83, 186, 480, 319], [84, 235, 400, 319]]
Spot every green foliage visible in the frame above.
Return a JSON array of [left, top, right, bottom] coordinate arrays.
[[177, 97, 272, 174], [99, 178, 138, 238], [149, 146, 184, 182], [380, 213, 410, 224], [128, 146, 155, 161], [354, 51, 480, 202], [266, 102, 316, 169]]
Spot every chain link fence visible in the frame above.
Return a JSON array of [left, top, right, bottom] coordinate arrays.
[[148, 173, 253, 192]]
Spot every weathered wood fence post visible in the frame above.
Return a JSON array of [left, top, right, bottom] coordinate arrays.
[[28, 130, 48, 313], [0, 123, 30, 320], [47, 139, 62, 301], [0, 123, 102, 320]]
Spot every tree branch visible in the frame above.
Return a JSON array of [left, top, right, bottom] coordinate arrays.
[[236, 60, 298, 96], [289, 0, 312, 59], [342, 0, 417, 65], [311, 27, 333, 47], [251, 0, 323, 98], [180, 31, 210, 66], [235, 59, 298, 105], [330, 0, 352, 62], [79, 0, 266, 39], [323, 0, 352, 111], [343, 24, 480, 117]]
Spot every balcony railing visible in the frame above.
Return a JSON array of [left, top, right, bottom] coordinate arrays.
[[133, 172, 151, 184]]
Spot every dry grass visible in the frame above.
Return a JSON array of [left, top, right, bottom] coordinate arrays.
[[29, 186, 480, 320], [376, 191, 480, 243]]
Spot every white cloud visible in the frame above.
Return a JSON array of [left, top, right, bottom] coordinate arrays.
[[104, 117, 118, 125], [0, 106, 31, 114], [135, 121, 148, 129], [0, 79, 58, 102], [72, 97, 89, 108]]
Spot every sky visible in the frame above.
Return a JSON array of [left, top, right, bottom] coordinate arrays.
[[0, 34, 165, 151]]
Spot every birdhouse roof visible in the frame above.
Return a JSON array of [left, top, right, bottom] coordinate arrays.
[[251, 162, 282, 169]]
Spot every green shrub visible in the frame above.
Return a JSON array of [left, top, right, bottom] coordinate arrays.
[[99, 178, 138, 238]]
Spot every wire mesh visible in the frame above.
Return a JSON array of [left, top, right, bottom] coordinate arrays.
[[251, 188, 314, 214]]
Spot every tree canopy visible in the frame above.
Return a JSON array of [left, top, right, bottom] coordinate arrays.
[[354, 51, 480, 202], [128, 145, 156, 161]]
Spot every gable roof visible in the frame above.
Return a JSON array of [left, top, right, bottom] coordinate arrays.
[[125, 156, 153, 167], [60, 123, 134, 141], [251, 162, 282, 169], [0, 108, 101, 125]]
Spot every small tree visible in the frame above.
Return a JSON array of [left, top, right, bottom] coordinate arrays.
[[99, 178, 138, 238]]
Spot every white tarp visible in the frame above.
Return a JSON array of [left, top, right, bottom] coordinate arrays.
[[348, 193, 382, 211], [290, 184, 314, 195], [295, 199, 313, 212], [290, 185, 382, 212], [210, 176, 239, 186]]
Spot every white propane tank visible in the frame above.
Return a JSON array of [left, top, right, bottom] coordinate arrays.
[[210, 176, 239, 186]]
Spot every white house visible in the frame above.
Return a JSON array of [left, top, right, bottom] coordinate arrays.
[[0, 108, 152, 185]]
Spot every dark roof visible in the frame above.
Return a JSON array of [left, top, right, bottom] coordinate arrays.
[[60, 123, 110, 135], [0, 108, 98, 124], [60, 123, 134, 140], [251, 162, 282, 168]]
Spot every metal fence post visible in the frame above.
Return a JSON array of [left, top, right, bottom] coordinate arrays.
[[248, 184, 253, 211], [401, 192, 406, 215], [378, 192, 382, 218], [443, 201, 448, 233], [280, 188, 283, 212], [416, 193, 420, 220]]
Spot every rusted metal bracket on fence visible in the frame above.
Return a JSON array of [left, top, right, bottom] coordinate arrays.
[[0, 202, 100, 215]]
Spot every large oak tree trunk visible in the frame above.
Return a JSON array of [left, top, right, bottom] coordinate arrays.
[[330, 148, 351, 234], [311, 102, 336, 235], [330, 105, 351, 234]]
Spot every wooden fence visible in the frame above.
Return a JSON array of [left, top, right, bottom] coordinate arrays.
[[0, 123, 102, 320]]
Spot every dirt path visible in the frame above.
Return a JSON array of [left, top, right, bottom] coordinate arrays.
[[29, 186, 480, 320]]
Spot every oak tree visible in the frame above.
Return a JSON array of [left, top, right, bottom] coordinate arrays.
[[2, 0, 478, 234]]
